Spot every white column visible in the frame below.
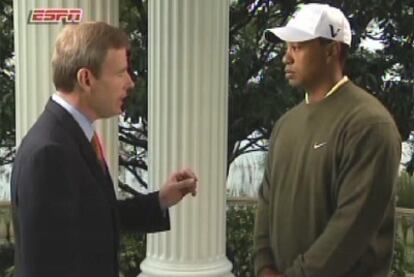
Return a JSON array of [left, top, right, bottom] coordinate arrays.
[[13, 0, 120, 187], [140, 0, 233, 276]]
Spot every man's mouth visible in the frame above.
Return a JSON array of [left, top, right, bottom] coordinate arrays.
[[285, 70, 295, 79], [121, 96, 129, 111]]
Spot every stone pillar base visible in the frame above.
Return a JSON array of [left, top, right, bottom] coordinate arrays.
[[140, 257, 233, 277]]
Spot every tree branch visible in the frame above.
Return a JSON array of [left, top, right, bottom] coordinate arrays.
[[118, 179, 140, 197]]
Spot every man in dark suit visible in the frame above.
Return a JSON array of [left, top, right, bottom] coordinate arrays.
[[10, 22, 198, 276]]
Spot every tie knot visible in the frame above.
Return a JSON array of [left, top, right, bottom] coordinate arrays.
[[91, 132, 99, 147]]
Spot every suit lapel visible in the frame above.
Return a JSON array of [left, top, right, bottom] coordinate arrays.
[[44, 99, 116, 203]]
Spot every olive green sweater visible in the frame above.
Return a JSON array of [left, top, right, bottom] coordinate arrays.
[[254, 81, 401, 277]]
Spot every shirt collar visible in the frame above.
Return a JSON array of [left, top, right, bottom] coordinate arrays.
[[305, 76, 349, 104], [52, 93, 95, 142]]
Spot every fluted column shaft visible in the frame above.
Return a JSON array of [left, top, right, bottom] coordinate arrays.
[[13, 0, 119, 186], [140, 0, 233, 276]]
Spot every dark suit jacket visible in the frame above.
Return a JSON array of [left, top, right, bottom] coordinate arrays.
[[10, 99, 170, 277]]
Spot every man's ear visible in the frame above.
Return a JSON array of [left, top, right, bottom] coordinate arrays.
[[76, 68, 92, 91], [325, 41, 340, 63]]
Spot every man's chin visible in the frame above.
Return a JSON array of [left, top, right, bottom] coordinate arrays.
[[287, 79, 301, 87]]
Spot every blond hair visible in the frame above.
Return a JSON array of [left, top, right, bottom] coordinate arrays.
[[52, 22, 130, 92]]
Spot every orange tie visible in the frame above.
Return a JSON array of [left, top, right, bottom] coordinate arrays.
[[91, 132, 106, 172]]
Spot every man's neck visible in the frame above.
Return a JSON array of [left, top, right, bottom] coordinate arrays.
[[306, 73, 344, 103], [56, 91, 97, 122]]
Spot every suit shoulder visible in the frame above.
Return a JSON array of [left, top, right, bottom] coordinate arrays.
[[15, 111, 73, 162]]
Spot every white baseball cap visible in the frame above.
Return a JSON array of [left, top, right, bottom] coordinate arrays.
[[264, 3, 352, 46]]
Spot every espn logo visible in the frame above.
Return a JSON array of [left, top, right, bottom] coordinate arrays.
[[28, 8, 83, 24]]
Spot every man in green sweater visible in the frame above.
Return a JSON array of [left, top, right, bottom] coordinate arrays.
[[254, 3, 401, 277]]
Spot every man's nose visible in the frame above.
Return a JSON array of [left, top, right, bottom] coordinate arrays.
[[282, 50, 293, 65], [127, 73, 135, 89]]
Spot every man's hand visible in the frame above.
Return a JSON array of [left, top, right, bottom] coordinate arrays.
[[259, 267, 284, 277], [159, 168, 198, 209]]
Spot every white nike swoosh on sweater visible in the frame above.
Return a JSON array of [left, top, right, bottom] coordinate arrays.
[[313, 142, 327, 149]]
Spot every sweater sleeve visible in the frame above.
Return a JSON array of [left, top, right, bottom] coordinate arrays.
[[254, 127, 279, 276], [284, 122, 401, 277]]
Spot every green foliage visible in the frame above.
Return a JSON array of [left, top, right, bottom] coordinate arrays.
[[118, 0, 150, 189], [0, 205, 13, 275], [397, 172, 414, 209], [118, 205, 260, 277], [0, 205, 259, 276], [0, 242, 13, 275], [119, 232, 146, 277], [226, 204, 256, 277], [392, 233, 407, 277], [228, 0, 302, 163], [0, 234, 147, 277], [0, 0, 15, 166]]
